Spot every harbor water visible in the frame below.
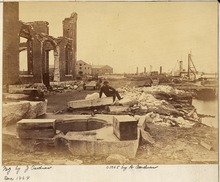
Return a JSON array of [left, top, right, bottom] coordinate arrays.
[[192, 98, 218, 128]]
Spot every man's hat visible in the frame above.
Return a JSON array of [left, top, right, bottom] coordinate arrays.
[[103, 80, 109, 84]]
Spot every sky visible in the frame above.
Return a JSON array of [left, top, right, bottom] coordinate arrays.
[[19, 2, 218, 74]]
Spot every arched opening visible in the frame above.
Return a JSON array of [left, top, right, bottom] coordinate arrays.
[[19, 37, 33, 75], [42, 40, 58, 88]]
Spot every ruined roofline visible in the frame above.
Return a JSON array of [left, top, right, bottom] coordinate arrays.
[[21, 21, 49, 26], [19, 21, 73, 40], [63, 12, 77, 22]]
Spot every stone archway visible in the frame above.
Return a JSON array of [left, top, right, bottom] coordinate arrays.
[[42, 39, 60, 88]]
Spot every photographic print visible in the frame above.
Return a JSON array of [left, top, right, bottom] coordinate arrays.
[[2, 1, 218, 168]]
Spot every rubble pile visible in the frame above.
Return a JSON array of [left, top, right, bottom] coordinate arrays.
[[116, 85, 199, 128], [143, 112, 196, 128], [49, 81, 81, 92], [28, 81, 82, 93]]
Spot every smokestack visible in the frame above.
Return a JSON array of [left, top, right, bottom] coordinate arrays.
[[136, 67, 139, 75], [160, 66, 162, 74], [144, 67, 146, 73]]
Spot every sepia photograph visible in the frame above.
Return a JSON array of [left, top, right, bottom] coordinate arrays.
[[2, 1, 218, 170]]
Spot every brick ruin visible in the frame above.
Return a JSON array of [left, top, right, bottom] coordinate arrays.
[[3, 2, 77, 86]]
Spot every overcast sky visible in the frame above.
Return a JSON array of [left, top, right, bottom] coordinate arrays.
[[19, 2, 218, 73]]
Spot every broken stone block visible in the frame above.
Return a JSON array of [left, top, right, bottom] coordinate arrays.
[[118, 98, 138, 107], [108, 106, 130, 113], [106, 154, 129, 164], [199, 141, 213, 151], [2, 101, 30, 126], [91, 97, 113, 107], [17, 119, 55, 130], [25, 100, 47, 118], [68, 99, 92, 109], [113, 115, 138, 141], [140, 128, 155, 144], [68, 97, 113, 109], [17, 119, 56, 139]]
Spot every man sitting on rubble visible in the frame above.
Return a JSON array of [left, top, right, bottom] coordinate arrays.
[[99, 80, 122, 102]]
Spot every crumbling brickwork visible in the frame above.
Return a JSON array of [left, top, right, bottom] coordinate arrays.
[[3, 2, 78, 86], [63, 13, 77, 78]]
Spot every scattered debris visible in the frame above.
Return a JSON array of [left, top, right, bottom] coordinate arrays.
[[200, 141, 213, 151]]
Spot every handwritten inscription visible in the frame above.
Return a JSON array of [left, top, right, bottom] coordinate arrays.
[[2, 166, 52, 181], [106, 165, 159, 171]]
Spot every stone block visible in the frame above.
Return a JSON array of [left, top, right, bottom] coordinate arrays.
[[108, 106, 130, 113], [2, 101, 30, 126], [25, 100, 47, 118], [3, 132, 56, 152], [68, 97, 113, 109], [17, 119, 55, 130], [113, 115, 138, 141], [3, 93, 29, 100], [17, 129, 55, 139], [17, 119, 56, 139], [118, 98, 138, 107], [62, 126, 140, 158], [68, 99, 92, 109], [9, 88, 38, 94]]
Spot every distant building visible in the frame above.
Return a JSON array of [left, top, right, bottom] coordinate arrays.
[[91, 65, 113, 75], [76, 60, 92, 76]]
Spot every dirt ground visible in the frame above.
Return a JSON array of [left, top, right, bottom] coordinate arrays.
[[2, 81, 219, 165]]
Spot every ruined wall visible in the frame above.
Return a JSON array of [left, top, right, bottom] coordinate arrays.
[[3, 2, 20, 85], [63, 13, 77, 79], [19, 22, 49, 84], [57, 38, 73, 81], [30, 21, 49, 35], [4, 10, 77, 85]]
